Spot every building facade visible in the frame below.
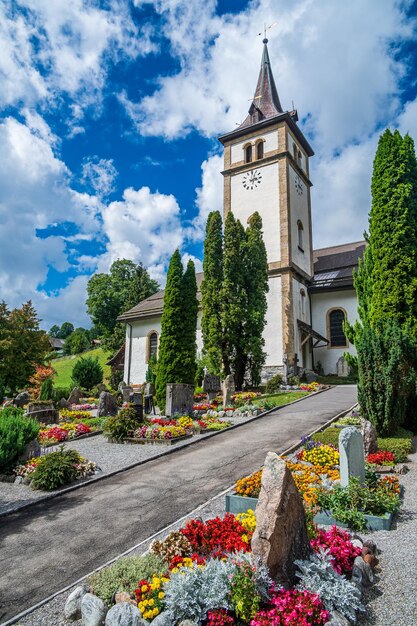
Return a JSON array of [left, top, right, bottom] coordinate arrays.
[[118, 40, 364, 385]]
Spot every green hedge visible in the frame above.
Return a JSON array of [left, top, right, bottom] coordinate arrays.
[[312, 427, 340, 448]]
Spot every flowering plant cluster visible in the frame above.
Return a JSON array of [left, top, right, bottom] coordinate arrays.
[[194, 393, 207, 402], [310, 526, 361, 576], [236, 509, 257, 541], [232, 392, 260, 405], [181, 514, 250, 558], [134, 576, 169, 620], [285, 461, 340, 507], [148, 418, 177, 426], [14, 453, 96, 481], [193, 403, 216, 411], [169, 554, 206, 572], [60, 409, 92, 421], [378, 474, 400, 495], [38, 422, 92, 445], [206, 609, 236, 625], [177, 416, 194, 429], [299, 445, 339, 468], [14, 457, 43, 477], [235, 470, 262, 498], [367, 450, 395, 465], [299, 382, 321, 392], [135, 425, 187, 440], [29, 365, 55, 398], [71, 403, 96, 410], [250, 588, 329, 626]]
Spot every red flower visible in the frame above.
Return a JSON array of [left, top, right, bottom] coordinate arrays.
[[181, 513, 249, 558], [367, 450, 395, 465], [311, 526, 361, 576]]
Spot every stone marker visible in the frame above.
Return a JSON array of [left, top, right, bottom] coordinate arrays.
[[64, 585, 87, 621], [59, 397, 71, 409], [339, 427, 365, 487], [68, 387, 83, 405], [13, 391, 30, 407], [336, 355, 350, 378], [203, 373, 221, 401], [105, 602, 144, 626], [130, 392, 143, 421], [251, 452, 310, 584], [223, 374, 235, 407], [97, 391, 118, 417], [18, 438, 40, 462], [81, 593, 107, 626], [26, 402, 59, 425], [144, 382, 155, 396], [360, 417, 377, 456], [121, 385, 132, 403], [165, 383, 194, 416]]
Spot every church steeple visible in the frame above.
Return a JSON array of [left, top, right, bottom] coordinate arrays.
[[238, 38, 284, 129]]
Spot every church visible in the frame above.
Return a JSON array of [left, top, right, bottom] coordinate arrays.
[[118, 39, 365, 385]]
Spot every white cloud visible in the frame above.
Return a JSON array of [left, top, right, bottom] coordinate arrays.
[[35, 275, 91, 330], [99, 185, 185, 277], [181, 252, 203, 275], [192, 154, 223, 239], [82, 157, 118, 198]]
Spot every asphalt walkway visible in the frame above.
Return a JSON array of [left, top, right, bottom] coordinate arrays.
[[0, 385, 357, 623]]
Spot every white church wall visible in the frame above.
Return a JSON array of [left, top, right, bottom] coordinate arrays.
[[264, 275, 283, 366], [123, 313, 203, 385], [288, 164, 311, 276], [311, 290, 358, 375], [230, 161, 280, 263], [230, 128, 278, 164], [292, 277, 312, 369]]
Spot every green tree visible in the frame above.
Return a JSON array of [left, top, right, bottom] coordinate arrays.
[[39, 376, 53, 401], [63, 327, 90, 355], [244, 212, 269, 387], [71, 356, 103, 391], [201, 211, 223, 375], [221, 212, 247, 388], [350, 129, 417, 434], [87, 259, 159, 352], [155, 250, 184, 410], [59, 322, 74, 339], [0, 301, 50, 394], [181, 259, 198, 385], [49, 325, 60, 338]]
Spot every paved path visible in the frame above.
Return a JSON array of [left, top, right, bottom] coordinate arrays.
[[0, 386, 356, 623]]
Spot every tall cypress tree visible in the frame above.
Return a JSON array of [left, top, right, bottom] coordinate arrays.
[[244, 212, 269, 386], [181, 259, 198, 385], [221, 212, 247, 387], [155, 250, 184, 410], [350, 129, 417, 434], [201, 211, 223, 375]]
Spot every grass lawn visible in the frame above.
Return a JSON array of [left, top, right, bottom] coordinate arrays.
[[316, 375, 358, 385], [253, 390, 309, 407], [51, 348, 112, 388]]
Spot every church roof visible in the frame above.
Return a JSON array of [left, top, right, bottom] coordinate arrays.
[[119, 241, 366, 322], [311, 240, 366, 292]]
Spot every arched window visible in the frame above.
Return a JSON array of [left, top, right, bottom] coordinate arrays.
[[256, 140, 264, 160], [245, 144, 253, 163], [297, 220, 304, 252], [147, 331, 158, 362], [328, 309, 348, 348]]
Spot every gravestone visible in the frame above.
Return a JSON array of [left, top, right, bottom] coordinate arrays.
[[251, 452, 310, 584], [97, 391, 118, 417], [68, 387, 83, 405], [144, 382, 155, 396], [121, 386, 132, 403], [165, 383, 194, 416], [360, 417, 378, 456], [14, 391, 30, 407], [339, 427, 365, 487], [59, 397, 71, 409], [203, 373, 221, 401], [130, 392, 143, 421], [26, 402, 59, 425], [336, 356, 350, 378], [223, 374, 235, 407]]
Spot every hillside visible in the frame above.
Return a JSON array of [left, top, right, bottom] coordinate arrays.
[[51, 348, 112, 388]]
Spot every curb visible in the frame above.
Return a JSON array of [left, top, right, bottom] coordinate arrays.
[[0, 399, 357, 626], [0, 387, 334, 519]]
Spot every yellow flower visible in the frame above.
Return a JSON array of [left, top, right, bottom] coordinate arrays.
[[158, 592, 164, 599], [148, 598, 154, 606]]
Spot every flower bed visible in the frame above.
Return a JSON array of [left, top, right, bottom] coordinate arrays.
[[124, 424, 192, 445], [38, 421, 100, 446], [15, 447, 97, 490], [60, 409, 93, 422]]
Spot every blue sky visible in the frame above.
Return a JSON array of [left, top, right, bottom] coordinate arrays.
[[1, 0, 417, 330]]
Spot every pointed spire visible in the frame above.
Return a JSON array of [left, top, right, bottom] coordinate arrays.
[[238, 38, 284, 129]]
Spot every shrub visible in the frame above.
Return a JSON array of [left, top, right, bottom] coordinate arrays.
[[88, 554, 166, 607], [151, 530, 193, 564], [376, 436, 413, 462], [71, 356, 103, 391], [30, 448, 81, 490], [51, 386, 71, 403], [295, 551, 364, 622], [0, 408, 40, 472], [103, 406, 139, 441], [39, 377, 53, 400], [312, 427, 340, 448]]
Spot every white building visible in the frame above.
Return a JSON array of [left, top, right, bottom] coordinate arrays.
[[118, 39, 365, 384]]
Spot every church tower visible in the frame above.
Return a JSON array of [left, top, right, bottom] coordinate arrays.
[[218, 38, 315, 375]]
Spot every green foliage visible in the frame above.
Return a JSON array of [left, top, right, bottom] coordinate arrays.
[[265, 374, 283, 394], [50, 386, 71, 403], [0, 407, 40, 471], [63, 327, 90, 355], [312, 427, 341, 448], [71, 356, 103, 391], [87, 554, 166, 607], [145, 354, 157, 384], [31, 448, 81, 490], [194, 357, 205, 387], [0, 300, 50, 395], [230, 561, 261, 621], [52, 348, 111, 388], [39, 377, 53, 401], [86, 259, 159, 352], [103, 405, 139, 440], [49, 324, 60, 338], [181, 260, 198, 386], [201, 211, 224, 375], [377, 431, 413, 462], [59, 322, 75, 339]]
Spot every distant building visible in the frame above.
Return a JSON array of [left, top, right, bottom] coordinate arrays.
[[119, 40, 364, 384], [49, 337, 65, 353]]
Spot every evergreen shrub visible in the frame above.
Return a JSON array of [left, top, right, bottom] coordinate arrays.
[[51, 386, 71, 403], [265, 374, 283, 394], [0, 408, 40, 472], [103, 405, 138, 441], [39, 377, 53, 400], [71, 356, 103, 391], [31, 448, 81, 490]]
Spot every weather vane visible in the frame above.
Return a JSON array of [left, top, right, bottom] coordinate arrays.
[[257, 22, 277, 42]]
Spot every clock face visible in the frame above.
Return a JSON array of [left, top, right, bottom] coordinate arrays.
[[242, 169, 262, 190], [294, 174, 304, 196]]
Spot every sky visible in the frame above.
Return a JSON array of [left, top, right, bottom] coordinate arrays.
[[1, 0, 417, 330]]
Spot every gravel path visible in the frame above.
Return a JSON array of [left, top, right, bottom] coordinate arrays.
[[0, 395, 311, 516]]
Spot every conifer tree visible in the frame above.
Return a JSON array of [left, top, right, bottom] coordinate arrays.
[[155, 250, 184, 410], [201, 211, 223, 375], [181, 259, 198, 385], [244, 212, 269, 386]]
